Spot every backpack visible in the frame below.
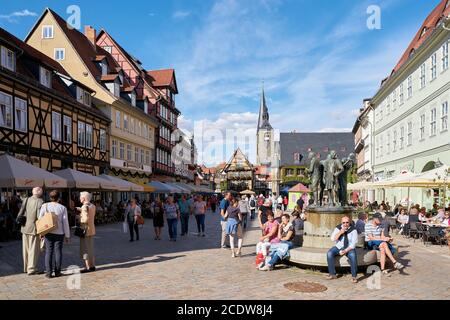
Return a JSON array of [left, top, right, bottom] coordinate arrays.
[[250, 199, 256, 207]]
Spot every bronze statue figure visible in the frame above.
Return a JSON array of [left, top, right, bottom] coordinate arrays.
[[322, 151, 344, 206], [338, 153, 355, 206], [307, 152, 321, 206]]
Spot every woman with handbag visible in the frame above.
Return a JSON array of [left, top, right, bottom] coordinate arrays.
[[38, 190, 70, 278], [77, 192, 96, 273], [125, 198, 141, 242]]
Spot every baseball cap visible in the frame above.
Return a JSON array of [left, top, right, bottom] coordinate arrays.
[[372, 212, 383, 220]]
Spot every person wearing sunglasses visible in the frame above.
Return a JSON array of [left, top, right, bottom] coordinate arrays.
[[326, 216, 358, 283]]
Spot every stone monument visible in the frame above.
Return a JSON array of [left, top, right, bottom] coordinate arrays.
[[290, 151, 377, 267]]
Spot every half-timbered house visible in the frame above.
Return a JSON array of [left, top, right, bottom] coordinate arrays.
[[0, 27, 109, 175], [25, 9, 159, 185]]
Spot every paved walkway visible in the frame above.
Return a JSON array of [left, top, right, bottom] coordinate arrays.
[[0, 211, 449, 300]]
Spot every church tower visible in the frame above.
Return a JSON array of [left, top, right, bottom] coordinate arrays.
[[256, 84, 274, 166]]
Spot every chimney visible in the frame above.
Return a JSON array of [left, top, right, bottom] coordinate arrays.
[[84, 25, 96, 49]]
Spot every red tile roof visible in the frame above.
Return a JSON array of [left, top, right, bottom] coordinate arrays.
[[100, 74, 118, 82], [44, 9, 132, 88], [391, 0, 450, 76], [146, 69, 178, 93]]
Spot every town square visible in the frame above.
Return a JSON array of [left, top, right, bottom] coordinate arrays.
[[0, 0, 450, 303]]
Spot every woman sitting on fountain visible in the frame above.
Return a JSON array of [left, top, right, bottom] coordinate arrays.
[[256, 211, 279, 266], [259, 214, 295, 271]]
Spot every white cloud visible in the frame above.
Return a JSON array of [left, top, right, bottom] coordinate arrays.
[[173, 10, 192, 19], [0, 9, 37, 22]]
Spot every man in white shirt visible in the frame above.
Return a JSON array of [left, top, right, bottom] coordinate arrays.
[[326, 216, 358, 283]]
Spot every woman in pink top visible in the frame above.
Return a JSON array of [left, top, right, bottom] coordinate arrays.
[[256, 212, 279, 258]]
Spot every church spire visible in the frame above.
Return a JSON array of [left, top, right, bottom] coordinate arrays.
[[257, 81, 272, 131]]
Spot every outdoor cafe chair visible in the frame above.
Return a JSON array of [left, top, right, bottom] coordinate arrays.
[[423, 227, 446, 247], [408, 222, 419, 240], [415, 222, 426, 242]]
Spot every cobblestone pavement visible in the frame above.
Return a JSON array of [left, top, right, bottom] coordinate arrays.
[[0, 211, 449, 300]]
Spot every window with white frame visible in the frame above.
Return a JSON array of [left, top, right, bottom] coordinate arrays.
[[393, 130, 398, 152], [399, 83, 404, 105], [77, 121, 85, 147], [392, 90, 397, 110], [54, 48, 65, 61], [407, 75, 413, 98], [1, 46, 15, 71], [375, 137, 379, 158], [76, 87, 91, 106], [380, 110, 383, 121], [85, 124, 93, 149], [140, 149, 144, 164], [442, 101, 448, 131], [130, 118, 135, 134], [443, 41, 449, 71], [124, 114, 128, 131], [400, 126, 405, 149], [42, 25, 54, 39], [420, 63, 426, 88], [407, 122, 412, 146], [420, 114, 426, 140], [430, 108, 437, 136], [127, 144, 132, 161], [379, 135, 383, 156], [52, 111, 61, 141], [115, 111, 121, 128], [431, 53, 437, 80], [111, 140, 117, 158], [40, 67, 52, 88], [119, 142, 125, 159], [386, 96, 391, 115], [145, 150, 150, 165], [100, 129, 106, 152], [387, 133, 391, 154], [14, 98, 27, 132], [138, 121, 142, 137], [63, 115, 71, 143], [135, 147, 139, 163]]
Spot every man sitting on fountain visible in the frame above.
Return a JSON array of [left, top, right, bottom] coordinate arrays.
[[326, 215, 359, 283], [365, 213, 404, 275]]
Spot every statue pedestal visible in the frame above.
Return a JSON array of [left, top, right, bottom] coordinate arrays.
[[289, 206, 379, 267]]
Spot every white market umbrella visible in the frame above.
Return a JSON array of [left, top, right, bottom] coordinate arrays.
[[0, 154, 67, 188], [53, 169, 115, 190], [99, 174, 144, 192]]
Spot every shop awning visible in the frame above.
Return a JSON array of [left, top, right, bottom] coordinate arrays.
[[99, 174, 144, 192], [135, 183, 156, 192], [53, 169, 116, 190], [170, 183, 192, 194], [0, 154, 68, 188], [147, 181, 174, 193]]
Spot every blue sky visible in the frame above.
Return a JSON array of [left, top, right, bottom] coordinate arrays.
[[0, 0, 442, 164]]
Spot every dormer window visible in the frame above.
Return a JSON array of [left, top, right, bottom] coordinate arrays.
[[420, 27, 427, 38], [144, 99, 149, 113], [131, 91, 136, 107], [39, 67, 52, 88], [76, 86, 91, 106], [103, 46, 112, 54], [1, 46, 15, 71], [118, 72, 124, 84], [101, 60, 108, 76]]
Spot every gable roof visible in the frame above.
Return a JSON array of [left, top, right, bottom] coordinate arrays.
[[223, 148, 253, 172], [280, 132, 355, 167], [390, 0, 450, 79], [146, 69, 178, 93], [0, 27, 69, 77]]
